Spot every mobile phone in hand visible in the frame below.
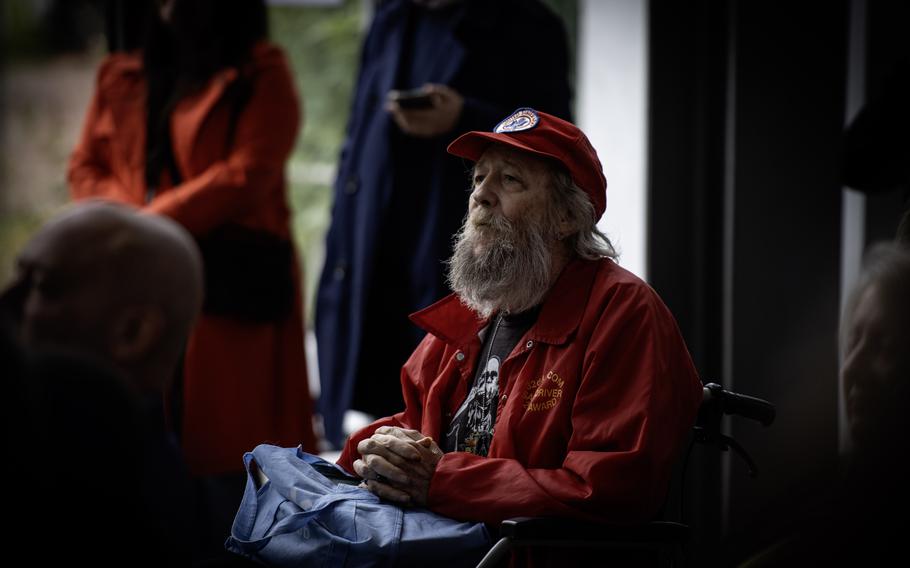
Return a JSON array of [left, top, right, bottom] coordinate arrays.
[[388, 88, 434, 110]]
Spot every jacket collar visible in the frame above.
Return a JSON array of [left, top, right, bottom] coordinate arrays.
[[410, 257, 599, 350], [409, 294, 486, 352], [528, 257, 599, 344]]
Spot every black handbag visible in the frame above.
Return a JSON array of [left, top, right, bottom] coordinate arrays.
[[196, 224, 295, 323]]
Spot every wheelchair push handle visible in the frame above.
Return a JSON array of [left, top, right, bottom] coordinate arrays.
[[702, 383, 776, 426]]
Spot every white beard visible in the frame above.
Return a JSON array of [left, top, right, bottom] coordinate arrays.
[[447, 207, 556, 318]]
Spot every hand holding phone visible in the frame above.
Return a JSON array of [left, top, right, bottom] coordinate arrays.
[[386, 84, 464, 138], [387, 88, 435, 110]]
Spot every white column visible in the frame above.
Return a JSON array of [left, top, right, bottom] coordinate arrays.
[[839, 0, 867, 455], [577, 0, 649, 280]]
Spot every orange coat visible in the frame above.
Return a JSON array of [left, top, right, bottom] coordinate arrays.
[[69, 42, 317, 475]]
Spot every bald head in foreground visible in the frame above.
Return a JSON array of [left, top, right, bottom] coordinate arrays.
[[1, 201, 203, 395]]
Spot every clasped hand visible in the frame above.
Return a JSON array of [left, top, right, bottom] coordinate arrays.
[[352, 426, 443, 506]]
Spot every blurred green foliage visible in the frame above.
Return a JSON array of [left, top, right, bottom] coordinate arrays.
[[1, 0, 45, 59], [1, 0, 106, 62], [269, 0, 364, 324], [0, 214, 45, 279]]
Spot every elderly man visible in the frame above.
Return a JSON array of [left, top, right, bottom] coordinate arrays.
[[337, 108, 703, 525], [0, 202, 203, 565]]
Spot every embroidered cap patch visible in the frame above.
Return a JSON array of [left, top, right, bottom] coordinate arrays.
[[494, 108, 540, 133]]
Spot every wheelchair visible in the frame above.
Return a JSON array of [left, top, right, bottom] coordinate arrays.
[[475, 383, 776, 568]]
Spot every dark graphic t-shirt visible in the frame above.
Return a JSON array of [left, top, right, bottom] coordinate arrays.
[[444, 307, 539, 456]]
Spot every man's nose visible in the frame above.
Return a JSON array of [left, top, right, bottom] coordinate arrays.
[[471, 179, 497, 209]]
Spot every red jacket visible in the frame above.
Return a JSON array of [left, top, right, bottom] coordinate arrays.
[[68, 42, 317, 475], [339, 258, 702, 525]]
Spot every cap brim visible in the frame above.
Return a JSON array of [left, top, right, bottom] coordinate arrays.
[[447, 131, 562, 165]]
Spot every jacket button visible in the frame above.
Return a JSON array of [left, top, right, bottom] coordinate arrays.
[[344, 176, 359, 194], [455, 351, 465, 361], [333, 261, 347, 281], [500, 394, 508, 403], [525, 340, 534, 349]]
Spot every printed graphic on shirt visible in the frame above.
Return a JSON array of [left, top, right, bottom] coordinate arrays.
[[446, 355, 500, 456]]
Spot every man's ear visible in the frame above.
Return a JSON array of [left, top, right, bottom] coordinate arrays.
[[555, 211, 576, 241], [109, 305, 165, 361]]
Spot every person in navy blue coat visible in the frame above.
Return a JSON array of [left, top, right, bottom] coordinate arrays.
[[316, 0, 573, 448]]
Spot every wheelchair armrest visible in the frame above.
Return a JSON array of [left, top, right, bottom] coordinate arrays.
[[476, 518, 690, 568], [499, 517, 690, 545]]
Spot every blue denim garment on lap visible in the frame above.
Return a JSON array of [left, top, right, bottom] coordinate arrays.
[[225, 445, 491, 567]]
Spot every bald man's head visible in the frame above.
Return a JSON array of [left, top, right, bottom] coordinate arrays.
[[0, 202, 203, 394]]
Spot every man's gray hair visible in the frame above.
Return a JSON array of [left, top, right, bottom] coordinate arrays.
[[549, 168, 618, 260]]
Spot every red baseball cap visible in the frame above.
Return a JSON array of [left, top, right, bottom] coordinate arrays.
[[447, 108, 607, 219]]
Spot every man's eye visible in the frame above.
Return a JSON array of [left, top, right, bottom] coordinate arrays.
[[473, 174, 485, 185], [504, 174, 521, 184]]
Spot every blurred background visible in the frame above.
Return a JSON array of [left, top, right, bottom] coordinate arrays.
[[0, 0, 577, 322], [1, 0, 907, 565], [2, 0, 365, 321]]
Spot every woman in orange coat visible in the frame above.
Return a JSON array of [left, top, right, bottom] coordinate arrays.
[[68, 0, 316, 547]]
